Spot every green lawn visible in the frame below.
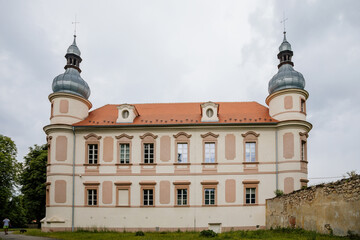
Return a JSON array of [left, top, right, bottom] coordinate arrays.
[[9, 228, 358, 240]]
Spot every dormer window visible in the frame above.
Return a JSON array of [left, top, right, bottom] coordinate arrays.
[[116, 104, 139, 123], [206, 108, 214, 118], [122, 110, 129, 119], [201, 102, 219, 122]]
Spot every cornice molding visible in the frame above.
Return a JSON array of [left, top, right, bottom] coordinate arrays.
[[48, 92, 92, 109], [266, 88, 309, 105]]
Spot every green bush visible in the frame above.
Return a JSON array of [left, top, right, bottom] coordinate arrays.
[[199, 229, 217, 237], [274, 189, 284, 196], [135, 231, 145, 236]]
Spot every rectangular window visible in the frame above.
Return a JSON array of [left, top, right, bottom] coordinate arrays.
[[204, 188, 215, 205], [88, 144, 98, 164], [87, 189, 97, 206], [245, 142, 256, 162], [245, 188, 256, 204], [144, 143, 154, 163], [301, 141, 306, 161], [177, 143, 188, 163], [301, 99, 306, 113], [204, 143, 215, 163], [177, 189, 187, 205], [119, 143, 130, 164], [143, 189, 153, 206]]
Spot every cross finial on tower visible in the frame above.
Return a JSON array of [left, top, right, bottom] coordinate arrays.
[[72, 15, 80, 36], [280, 12, 288, 34]]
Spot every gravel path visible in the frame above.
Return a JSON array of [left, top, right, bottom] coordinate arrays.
[[0, 231, 60, 240]]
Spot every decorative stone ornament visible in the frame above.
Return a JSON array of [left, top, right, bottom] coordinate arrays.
[[116, 104, 139, 123], [200, 102, 219, 122]]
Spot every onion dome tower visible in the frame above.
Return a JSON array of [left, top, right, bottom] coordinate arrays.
[[266, 32, 308, 121], [49, 35, 92, 125]]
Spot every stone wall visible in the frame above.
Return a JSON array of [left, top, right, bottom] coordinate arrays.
[[266, 175, 360, 236]]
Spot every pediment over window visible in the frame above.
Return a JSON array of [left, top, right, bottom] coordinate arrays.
[[140, 132, 158, 139], [173, 132, 192, 139], [84, 133, 102, 140], [116, 104, 139, 123], [201, 132, 219, 139], [115, 133, 134, 140], [200, 102, 219, 122], [241, 131, 260, 138]]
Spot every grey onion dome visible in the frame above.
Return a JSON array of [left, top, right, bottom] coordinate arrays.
[[268, 64, 305, 94], [52, 35, 90, 99], [52, 68, 91, 99], [67, 36, 81, 56], [268, 32, 305, 95]]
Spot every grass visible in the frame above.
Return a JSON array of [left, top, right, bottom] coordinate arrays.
[[8, 228, 358, 240]]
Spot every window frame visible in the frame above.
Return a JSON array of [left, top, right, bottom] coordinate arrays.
[[242, 180, 259, 206], [140, 133, 158, 165], [114, 181, 132, 207], [83, 181, 100, 207], [201, 132, 219, 164], [173, 181, 190, 207], [177, 143, 189, 163], [245, 187, 256, 204], [300, 98, 306, 113], [241, 131, 260, 165], [245, 142, 256, 162], [119, 143, 130, 164], [84, 134, 101, 166], [201, 181, 218, 206], [173, 132, 192, 166], [143, 143, 154, 164], [88, 144, 98, 164], [140, 181, 156, 207], [204, 142, 216, 163]]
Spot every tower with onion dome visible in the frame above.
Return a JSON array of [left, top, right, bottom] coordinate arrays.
[[266, 31, 311, 194], [49, 35, 92, 125], [266, 31, 308, 121]]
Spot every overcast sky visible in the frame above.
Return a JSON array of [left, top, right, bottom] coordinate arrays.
[[1, 0, 359, 185]]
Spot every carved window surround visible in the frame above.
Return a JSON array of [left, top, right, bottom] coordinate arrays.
[[242, 180, 260, 206], [84, 133, 102, 173], [173, 132, 192, 173], [115, 134, 134, 173], [201, 132, 219, 173], [242, 131, 260, 172]]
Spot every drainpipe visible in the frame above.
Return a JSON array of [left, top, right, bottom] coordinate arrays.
[[71, 126, 76, 232], [275, 129, 279, 190]]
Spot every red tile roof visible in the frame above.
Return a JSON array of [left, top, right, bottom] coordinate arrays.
[[73, 102, 277, 126]]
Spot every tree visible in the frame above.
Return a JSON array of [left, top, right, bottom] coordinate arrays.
[[20, 144, 47, 228], [0, 135, 21, 221]]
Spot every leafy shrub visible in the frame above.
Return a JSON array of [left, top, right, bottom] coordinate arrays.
[[274, 189, 284, 196], [135, 231, 145, 236], [199, 229, 217, 238]]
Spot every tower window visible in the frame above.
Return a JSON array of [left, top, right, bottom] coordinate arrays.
[[301, 99, 306, 113]]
